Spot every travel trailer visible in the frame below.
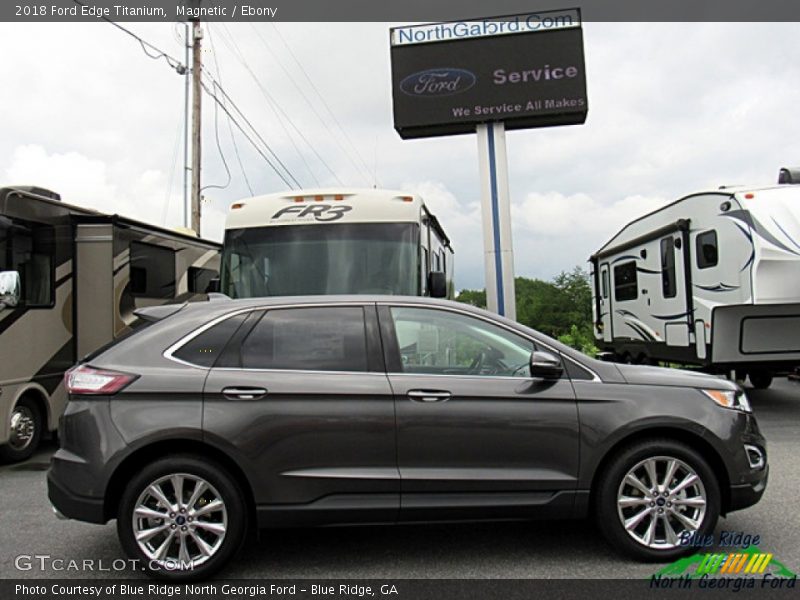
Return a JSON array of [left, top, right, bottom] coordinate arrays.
[[219, 188, 454, 299], [0, 186, 220, 462], [589, 168, 800, 389]]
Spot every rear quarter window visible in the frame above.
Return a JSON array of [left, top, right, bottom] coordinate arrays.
[[173, 313, 249, 367]]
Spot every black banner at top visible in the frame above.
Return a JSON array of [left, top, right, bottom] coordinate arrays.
[[3, 0, 800, 22]]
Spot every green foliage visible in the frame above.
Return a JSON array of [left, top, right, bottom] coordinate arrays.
[[456, 266, 597, 357]]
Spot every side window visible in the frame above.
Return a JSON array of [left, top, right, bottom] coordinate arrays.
[[187, 266, 217, 294], [660, 237, 677, 298], [173, 313, 249, 367], [0, 216, 54, 307], [240, 306, 368, 372], [613, 261, 638, 301], [389, 306, 535, 377], [130, 242, 176, 299], [601, 269, 609, 299], [696, 230, 718, 269]]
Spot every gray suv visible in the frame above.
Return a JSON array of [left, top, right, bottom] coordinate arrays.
[[48, 296, 768, 580]]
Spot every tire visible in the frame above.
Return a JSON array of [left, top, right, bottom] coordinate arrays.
[[0, 396, 43, 463], [117, 455, 248, 581], [749, 371, 773, 390], [595, 439, 720, 562]]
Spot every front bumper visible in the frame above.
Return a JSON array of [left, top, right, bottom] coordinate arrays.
[[728, 464, 769, 512]]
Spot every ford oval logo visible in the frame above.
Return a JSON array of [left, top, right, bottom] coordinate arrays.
[[400, 68, 476, 97]]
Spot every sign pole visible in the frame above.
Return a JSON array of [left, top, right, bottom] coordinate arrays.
[[477, 121, 516, 320]]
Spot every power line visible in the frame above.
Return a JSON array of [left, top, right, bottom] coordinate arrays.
[[270, 23, 380, 186], [214, 22, 341, 186], [200, 78, 233, 194], [204, 76, 302, 188], [213, 22, 321, 186], [208, 25, 254, 196], [201, 80, 299, 189], [72, 0, 186, 74], [249, 24, 374, 187]]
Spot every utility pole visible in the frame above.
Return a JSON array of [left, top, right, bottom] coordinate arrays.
[[182, 22, 190, 229], [190, 18, 203, 235]]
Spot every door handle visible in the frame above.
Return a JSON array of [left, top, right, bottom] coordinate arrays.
[[407, 390, 451, 402], [222, 387, 267, 400]]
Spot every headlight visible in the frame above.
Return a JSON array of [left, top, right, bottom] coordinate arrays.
[[702, 389, 752, 413]]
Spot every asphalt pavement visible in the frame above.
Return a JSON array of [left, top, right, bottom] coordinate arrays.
[[1, 378, 798, 579]]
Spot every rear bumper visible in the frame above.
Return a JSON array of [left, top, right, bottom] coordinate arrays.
[[47, 470, 106, 524], [728, 465, 769, 513]]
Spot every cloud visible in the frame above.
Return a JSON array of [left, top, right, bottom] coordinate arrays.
[[3, 144, 226, 240], [2, 22, 800, 293]]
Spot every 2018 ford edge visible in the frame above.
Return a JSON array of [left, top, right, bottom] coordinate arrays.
[[48, 296, 768, 580]]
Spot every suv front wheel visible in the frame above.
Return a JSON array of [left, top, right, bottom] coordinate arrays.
[[595, 439, 720, 561], [117, 455, 247, 580]]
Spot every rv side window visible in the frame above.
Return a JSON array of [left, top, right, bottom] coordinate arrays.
[[696, 231, 718, 269], [660, 237, 677, 298], [0, 216, 54, 308], [187, 266, 217, 294], [601, 270, 609, 298], [613, 261, 638, 302], [130, 241, 176, 299]]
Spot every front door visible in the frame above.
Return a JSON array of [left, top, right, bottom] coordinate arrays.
[[378, 304, 580, 521]]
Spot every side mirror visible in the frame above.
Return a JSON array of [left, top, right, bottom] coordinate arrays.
[[529, 350, 563, 380], [205, 277, 221, 294], [428, 271, 447, 298], [0, 271, 21, 308]]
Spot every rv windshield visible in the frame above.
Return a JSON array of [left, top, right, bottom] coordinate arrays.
[[221, 223, 420, 297]]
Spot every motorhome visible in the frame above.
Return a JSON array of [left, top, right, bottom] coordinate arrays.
[[219, 188, 454, 299], [589, 168, 800, 389], [0, 186, 220, 461]]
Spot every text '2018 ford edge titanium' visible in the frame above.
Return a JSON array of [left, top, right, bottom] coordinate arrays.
[[48, 296, 767, 580]]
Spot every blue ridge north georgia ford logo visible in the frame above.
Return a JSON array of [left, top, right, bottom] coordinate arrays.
[[399, 68, 477, 97]]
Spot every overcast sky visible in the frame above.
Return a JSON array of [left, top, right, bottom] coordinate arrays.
[[1, 21, 799, 290]]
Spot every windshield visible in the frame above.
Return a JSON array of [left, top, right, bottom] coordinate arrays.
[[221, 222, 420, 298]]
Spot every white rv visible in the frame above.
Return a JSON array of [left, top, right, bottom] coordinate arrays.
[[219, 188, 454, 299], [589, 168, 800, 389], [0, 186, 220, 462]]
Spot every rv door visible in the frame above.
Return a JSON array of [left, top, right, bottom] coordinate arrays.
[[659, 235, 690, 347]]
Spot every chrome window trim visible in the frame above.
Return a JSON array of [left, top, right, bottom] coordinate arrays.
[[162, 301, 373, 370], [163, 299, 602, 383]]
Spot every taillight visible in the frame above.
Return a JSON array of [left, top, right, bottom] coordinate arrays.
[[65, 365, 138, 395]]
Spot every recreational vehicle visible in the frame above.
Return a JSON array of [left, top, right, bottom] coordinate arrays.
[[219, 188, 454, 299], [590, 168, 800, 389], [0, 186, 220, 462]]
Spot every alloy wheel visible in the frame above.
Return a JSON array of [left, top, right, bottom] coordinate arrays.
[[616, 455, 707, 549], [132, 473, 228, 569]]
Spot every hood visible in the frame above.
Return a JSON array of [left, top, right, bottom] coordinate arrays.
[[614, 363, 737, 391]]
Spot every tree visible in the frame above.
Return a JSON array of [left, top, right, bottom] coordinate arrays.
[[455, 266, 597, 356]]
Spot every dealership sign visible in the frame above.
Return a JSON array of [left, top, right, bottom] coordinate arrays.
[[390, 9, 588, 139]]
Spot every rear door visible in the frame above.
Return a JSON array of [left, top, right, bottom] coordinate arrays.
[[201, 303, 398, 525], [378, 304, 580, 521]]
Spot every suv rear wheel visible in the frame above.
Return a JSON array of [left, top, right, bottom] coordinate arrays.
[[117, 455, 247, 580], [595, 439, 720, 561]]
